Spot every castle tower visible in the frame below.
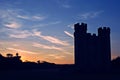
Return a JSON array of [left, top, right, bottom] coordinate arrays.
[[74, 23, 87, 68], [74, 23, 111, 71], [98, 27, 111, 69]]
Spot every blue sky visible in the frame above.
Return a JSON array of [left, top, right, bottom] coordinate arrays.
[[0, 0, 120, 64]]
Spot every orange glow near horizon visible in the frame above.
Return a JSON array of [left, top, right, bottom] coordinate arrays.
[[0, 41, 117, 64], [0, 49, 74, 64], [0, 39, 74, 64], [1, 49, 118, 64]]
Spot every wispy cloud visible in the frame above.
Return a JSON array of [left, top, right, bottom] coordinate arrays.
[[40, 36, 69, 46], [56, 0, 71, 8], [33, 30, 69, 46], [8, 29, 69, 46], [64, 31, 74, 38], [17, 15, 46, 21], [0, 9, 47, 31], [17, 15, 29, 19], [9, 30, 32, 38], [32, 39, 72, 55], [6, 9, 47, 21], [7, 47, 38, 54], [4, 22, 21, 29], [32, 42, 72, 55], [0, 9, 22, 29], [32, 15, 46, 21], [33, 42, 63, 51], [78, 11, 103, 20], [33, 21, 61, 28], [47, 54, 65, 59]]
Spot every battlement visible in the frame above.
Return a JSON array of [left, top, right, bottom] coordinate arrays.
[[98, 27, 110, 31], [74, 23, 110, 37], [98, 27, 110, 36], [74, 23, 87, 34]]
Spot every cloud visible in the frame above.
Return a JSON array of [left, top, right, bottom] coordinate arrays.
[[55, 0, 71, 8], [32, 16, 46, 20], [9, 30, 32, 38], [64, 31, 74, 38], [33, 30, 69, 46], [47, 54, 65, 59], [7, 47, 38, 54], [17, 15, 46, 21], [78, 11, 103, 20], [6, 9, 47, 21], [33, 21, 61, 28], [17, 15, 29, 19], [0, 9, 47, 31], [8, 29, 69, 46], [33, 42, 63, 51], [4, 22, 21, 29], [0, 9, 24, 30], [32, 42, 72, 55], [40, 36, 69, 46]]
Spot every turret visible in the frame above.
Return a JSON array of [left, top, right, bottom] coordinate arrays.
[[74, 23, 87, 34], [98, 27, 110, 37], [98, 26, 111, 70]]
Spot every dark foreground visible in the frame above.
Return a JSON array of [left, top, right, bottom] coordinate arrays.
[[0, 70, 120, 80]]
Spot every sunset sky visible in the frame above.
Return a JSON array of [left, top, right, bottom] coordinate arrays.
[[0, 0, 120, 64]]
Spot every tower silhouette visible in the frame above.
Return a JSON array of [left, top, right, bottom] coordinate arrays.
[[74, 23, 111, 71]]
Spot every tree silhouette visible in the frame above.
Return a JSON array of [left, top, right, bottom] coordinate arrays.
[[6, 53, 13, 58]]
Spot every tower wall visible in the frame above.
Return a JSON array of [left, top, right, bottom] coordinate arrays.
[[74, 23, 87, 68], [98, 27, 111, 69]]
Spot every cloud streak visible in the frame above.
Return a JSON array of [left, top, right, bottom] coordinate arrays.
[[32, 21, 61, 28], [64, 31, 74, 38], [0, 9, 22, 29], [9, 30, 32, 38], [47, 54, 65, 59], [33, 30, 69, 46], [55, 0, 71, 8], [17, 15, 46, 21], [78, 11, 103, 20], [7, 47, 38, 54], [4, 22, 21, 29], [32, 42, 72, 55], [40, 35, 69, 46], [17, 15, 29, 19], [0, 9, 47, 31], [8, 29, 69, 46], [33, 42, 63, 51]]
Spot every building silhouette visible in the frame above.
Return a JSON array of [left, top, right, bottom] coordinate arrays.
[[74, 23, 111, 71]]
